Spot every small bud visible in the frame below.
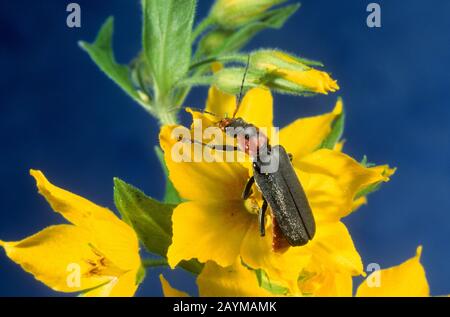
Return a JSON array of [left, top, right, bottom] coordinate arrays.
[[251, 50, 339, 95], [198, 29, 232, 55], [210, 0, 286, 29]]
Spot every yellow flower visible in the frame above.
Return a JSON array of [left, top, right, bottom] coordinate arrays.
[[210, 0, 285, 29], [160, 260, 274, 297], [0, 170, 142, 297], [195, 246, 430, 297], [356, 246, 429, 297], [159, 86, 394, 293], [251, 50, 339, 95]]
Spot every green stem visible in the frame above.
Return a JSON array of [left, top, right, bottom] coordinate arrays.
[[153, 91, 179, 125], [189, 54, 246, 71], [142, 258, 169, 268], [192, 16, 214, 42], [154, 106, 178, 125]]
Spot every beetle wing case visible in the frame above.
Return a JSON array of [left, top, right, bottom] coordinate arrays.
[[253, 145, 316, 246]]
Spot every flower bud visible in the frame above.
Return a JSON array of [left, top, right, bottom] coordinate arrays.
[[198, 29, 232, 55], [213, 68, 261, 95], [210, 0, 286, 29], [251, 50, 339, 95]]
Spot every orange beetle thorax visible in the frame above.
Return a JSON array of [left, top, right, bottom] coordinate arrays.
[[219, 118, 269, 159]]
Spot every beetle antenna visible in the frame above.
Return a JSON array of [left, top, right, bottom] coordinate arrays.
[[188, 107, 221, 117], [234, 54, 251, 118]]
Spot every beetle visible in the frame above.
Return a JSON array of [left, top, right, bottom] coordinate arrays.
[[184, 57, 315, 250]]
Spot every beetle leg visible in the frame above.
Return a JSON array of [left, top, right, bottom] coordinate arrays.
[[288, 153, 293, 162], [259, 198, 268, 237], [242, 176, 255, 200], [208, 144, 240, 151]]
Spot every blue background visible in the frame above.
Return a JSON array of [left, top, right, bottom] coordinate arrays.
[[1, 0, 449, 296]]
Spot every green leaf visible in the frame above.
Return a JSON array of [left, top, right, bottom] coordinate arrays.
[[154, 146, 182, 204], [207, 3, 301, 56], [113, 177, 174, 257], [142, 0, 197, 93], [79, 17, 150, 111], [320, 100, 345, 149], [113, 178, 203, 274], [255, 269, 289, 295]]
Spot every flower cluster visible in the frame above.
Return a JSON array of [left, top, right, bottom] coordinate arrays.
[[0, 0, 441, 297]]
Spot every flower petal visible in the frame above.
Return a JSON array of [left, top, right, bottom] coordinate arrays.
[[296, 149, 394, 222], [284, 69, 339, 94], [160, 125, 250, 201], [356, 246, 429, 297], [307, 221, 363, 276], [298, 269, 353, 297], [0, 225, 112, 293], [235, 87, 273, 130], [240, 221, 311, 290], [82, 270, 139, 297], [205, 86, 237, 118], [30, 170, 119, 227], [29, 170, 140, 271], [197, 259, 273, 297], [279, 99, 342, 159], [159, 275, 190, 297], [167, 201, 253, 268]]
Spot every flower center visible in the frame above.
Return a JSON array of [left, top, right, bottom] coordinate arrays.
[[243, 196, 260, 215], [84, 244, 125, 278]]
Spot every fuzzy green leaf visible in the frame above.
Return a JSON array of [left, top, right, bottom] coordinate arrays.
[[113, 178, 203, 274], [114, 178, 174, 257], [79, 17, 149, 110], [142, 0, 196, 93], [154, 146, 182, 204]]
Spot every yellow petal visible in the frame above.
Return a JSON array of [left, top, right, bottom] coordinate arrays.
[[0, 225, 113, 293], [82, 270, 139, 297], [307, 221, 363, 276], [29, 170, 140, 271], [160, 125, 250, 201], [356, 246, 429, 297], [352, 196, 367, 211], [235, 87, 273, 130], [279, 99, 342, 159], [298, 269, 353, 297], [296, 149, 393, 222], [167, 201, 253, 268], [284, 69, 339, 94], [159, 275, 190, 297], [30, 170, 119, 227], [205, 86, 237, 118], [197, 259, 273, 297], [204, 86, 273, 131], [334, 141, 345, 152], [240, 221, 310, 290]]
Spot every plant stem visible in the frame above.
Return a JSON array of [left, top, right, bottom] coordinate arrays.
[[154, 106, 178, 125], [153, 91, 178, 125], [142, 258, 169, 268]]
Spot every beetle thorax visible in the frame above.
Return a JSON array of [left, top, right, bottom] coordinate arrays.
[[219, 118, 269, 159]]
